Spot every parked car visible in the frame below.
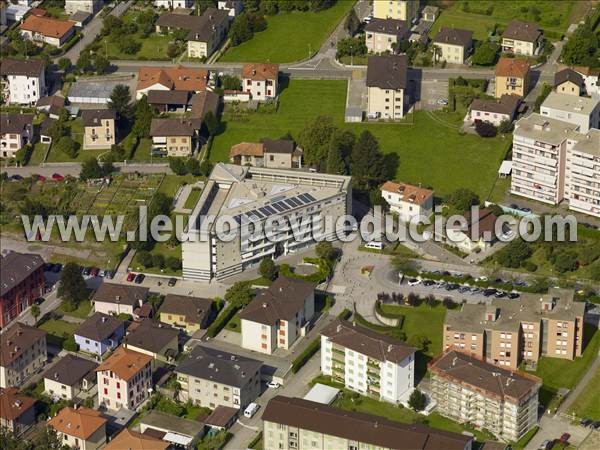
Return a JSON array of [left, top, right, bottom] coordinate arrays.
[[168, 278, 177, 287], [244, 402, 260, 418], [52, 173, 64, 181], [483, 289, 497, 297], [44, 263, 55, 272], [52, 263, 62, 273], [10, 174, 24, 181], [98, 269, 106, 277], [90, 267, 99, 277], [494, 291, 506, 298], [33, 297, 45, 305], [538, 440, 552, 450], [445, 283, 459, 291], [458, 286, 470, 294], [592, 421, 600, 430], [82, 267, 91, 276], [104, 270, 115, 279], [437, 98, 449, 105], [436, 281, 447, 288], [422, 279, 435, 286], [127, 272, 136, 282], [267, 381, 280, 389], [134, 274, 145, 284], [34, 174, 46, 182], [559, 433, 571, 444], [580, 418, 593, 427], [407, 278, 421, 286], [520, 207, 532, 213], [508, 292, 520, 299]]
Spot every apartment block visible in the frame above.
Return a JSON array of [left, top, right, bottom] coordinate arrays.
[[380, 181, 433, 222], [432, 27, 473, 65], [64, 0, 103, 15], [540, 92, 600, 133], [262, 396, 473, 450], [175, 345, 261, 410], [0, 322, 47, 388], [367, 54, 408, 120], [0, 59, 46, 105], [365, 18, 410, 53], [182, 163, 351, 281], [186, 8, 230, 59], [150, 118, 197, 157], [0, 388, 36, 436], [429, 351, 541, 442], [564, 129, 600, 217], [321, 319, 416, 404], [95, 347, 153, 411], [443, 288, 586, 370], [373, 0, 420, 23], [240, 277, 315, 354], [82, 108, 116, 150]]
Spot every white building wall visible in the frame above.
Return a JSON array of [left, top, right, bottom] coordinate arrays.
[[540, 102, 600, 133], [4, 73, 45, 105], [93, 301, 134, 316], [241, 319, 274, 354]]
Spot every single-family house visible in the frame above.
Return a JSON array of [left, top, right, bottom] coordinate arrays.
[[48, 407, 107, 450], [229, 139, 302, 169], [0, 322, 46, 388], [175, 345, 262, 410], [554, 68, 585, 96], [74, 312, 126, 356], [139, 410, 206, 449], [0, 388, 35, 436], [380, 181, 434, 222], [445, 208, 500, 253], [150, 118, 197, 157], [365, 18, 410, 54], [540, 91, 600, 133], [123, 321, 179, 367], [43, 354, 98, 401], [0, 114, 34, 159], [186, 8, 230, 59], [82, 108, 116, 150], [40, 117, 56, 144], [135, 66, 208, 100], [566, 65, 599, 96], [501, 20, 543, 56], [36, 95, 65, 118], [91, 283, 149, 316], [241, 63, 279, 102], [0, 58, 46, 105], [495, 57, 530, 98], [19, 15, 75, 47], [96, 346, 153, 411], [218, 0, 243, 17], [433, 27, 473, 65], [158, 294, 213, 334], [469, 94, 521, 126], [366, 54, 408, 120], [240, 277, 315, 355]]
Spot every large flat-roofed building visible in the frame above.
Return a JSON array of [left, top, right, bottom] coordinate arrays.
[[540, 92, 600, 133], [262, 395, 473, 450], [182, 163, 352, 281], [321, 319, 416, 404], [443, 288, 586, 370], [429, 351, 541, 442]]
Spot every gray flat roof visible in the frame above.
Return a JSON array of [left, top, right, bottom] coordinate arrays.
[[541, 92, 600, 116], [571, 128, 600, 157], [514, 113, 580, 145], [68, 80, 124, 99]]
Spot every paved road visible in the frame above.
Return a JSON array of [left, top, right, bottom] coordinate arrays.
[[58, 1, 133, 64], [2, 162, 172, 177]]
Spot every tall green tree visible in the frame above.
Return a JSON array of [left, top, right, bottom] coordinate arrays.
[[326, 129, 354, 174], [298, 115, 337, 168], [108, 84, 133, 122], [80, 158, 103, 180], [133, 95, 153, 138], [350, 131, 385, 189], [561, 18, 599, 67], [258, 257, 278, 280], [229, 12, 253, 46], [203, 111, 219, 136], [344, 8, 360, 35], [225, 281, 254, 307], [58, 262, 88, 306]]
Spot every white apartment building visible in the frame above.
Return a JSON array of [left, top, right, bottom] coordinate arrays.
[[1, 59, 45, 105], [321, 319, 416, 404], [95, 347, 153, 411], [64, 0, 103, 15], [364, 18, 410, 54], [218, 0, 243, 17], [0, 114, 34, 159], [154, 0, 193, 8], [367, 54, 408, 120], [241, 63, 279, 102], [240, 277, 315, 354], [380, 181, 433, 222], [541, 92, 600, 133], [182, 163, 352, 281], [429, 351, 541, 442], [511, 113, 579, 205], [565, 129, 600, 217]]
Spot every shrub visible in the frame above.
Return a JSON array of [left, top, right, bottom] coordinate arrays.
[[152, 253, 165, 269], [475, 121, 498, 138], [62, 336, 78, 352], [442, 297, 457, 309], [291, 337, 320, 373], [408, 389, 426, 411], [523, 261, 538, 272], [137, 250, 153, 268], [206, 304, 239, 338], [166, 256, 181, 271]]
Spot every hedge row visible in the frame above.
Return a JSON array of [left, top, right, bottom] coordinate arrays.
[[374, 301, 405, 328], [291, 337, 320, 374], [206, 304, 240, 338]]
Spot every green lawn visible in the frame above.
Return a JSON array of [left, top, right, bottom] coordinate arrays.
[[568, 366, 600, 420], [39, 319, 78, 347], [29, 143, 49, 165], [210, 80, 509, 198], [224, 312, 241, 333], [184, 188, 202, 210], [131, 138, 153, 162], [57, 300, 92, 319], [46, 119, 107, 163], [158, 174, 201, 197], [220, 2, 353, 63], [430, 1, 576, 41]]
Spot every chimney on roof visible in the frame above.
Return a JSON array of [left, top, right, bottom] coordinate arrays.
[[115, 295, 120, 301], [387, 344, 392, 352], [101, 316, 107, 323], [54, 373, 59, 380], [14, 400, 22, 408], [336, 323, 342, 333], [452, 356, 457, 366]]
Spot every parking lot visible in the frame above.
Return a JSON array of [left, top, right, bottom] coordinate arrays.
[[419, 79, 449, 110]]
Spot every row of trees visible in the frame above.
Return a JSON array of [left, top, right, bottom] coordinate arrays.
[[561, 15, 600, 68], [169, 157, 212, 177], [137, 251, 182, 271]]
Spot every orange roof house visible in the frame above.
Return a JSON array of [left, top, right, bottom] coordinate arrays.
[[495, 57, 531, 98], [48, 407, 107, 441], [381, 181, 434, 205], [95, 346, 153, 381], [20, 15, 75, 41], [495, 57, 530, 78], [229, 142, 264, 159], [104, 429, 168, 450], [242, 63, 279, 81], [136, 66, 208, 99]]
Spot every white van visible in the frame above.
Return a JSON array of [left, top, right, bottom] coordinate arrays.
[[244, 402, 260, 418], [365, 241, 384, 250]]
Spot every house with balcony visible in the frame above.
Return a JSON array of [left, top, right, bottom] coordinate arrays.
[[150, 118, 197, 157], [0, 59, 46, 105], [321, 318, 416, 404], [48, 406, 107, 450], [229, 139, 302, 169], [495, 57, 530, 98], [158, 294, 213, 334], [0, 114, 34, 159], [82, 109, 116, 150], [0, 388, 36, 436], [366, 54, 408, 120], [501, 20, 543, 56], [540, 92, 600, 133], [380, 181, 434, 222], [432, 27, 473, 65], [43, 354, 98, 401], [92, 283, 149, 316], [123, 320, 179, 368], [19, 15, 75, 47], [365, 18, 410, 54], [469, 94, 521, 126], [564, 128, 600, 217]]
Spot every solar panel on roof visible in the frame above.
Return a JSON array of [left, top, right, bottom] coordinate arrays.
[[272, 203, 285, 213], [278, 202, 290, 211], [284, 199, 296, 208], [288, 198, 301, 207], [265, 206, 277, 215], [258, 207, 270, 216], [305, 193, 317, 202], [297, 195, 310, 204], [252, 210, 264, 219], [234, 215, 242, 225]]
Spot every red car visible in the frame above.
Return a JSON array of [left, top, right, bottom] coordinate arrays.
[[560, 433, 571, 443], [52, 173, 64, 181], [126, 272, 136, 282], [90, 267, 99, 277], [34, 174, 46, 182]]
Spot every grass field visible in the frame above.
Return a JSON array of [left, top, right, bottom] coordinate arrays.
[[57, 300, 92, 320], [430, 1, 576, 40], [39, 318, 78, 347], [46, 118, 107, 163], [220, 1, 353, 63], [29, 143, 49, 165], [210, 80, 509, 198], [184, 188, 202, 210], [568, 366, 600, 420]]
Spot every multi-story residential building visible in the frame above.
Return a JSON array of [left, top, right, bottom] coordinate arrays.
[[511, 113, 579, 205], [373, 0, 420, 23], [0, 114, 34, 159], [135, 66, 208, 100], [74, 312, 126, 356], [19, 15, 75, 47], [241, 63, 279, 102], [469, 94, 521, 126], [501, 20, 543, 56], [321, 318, 416, 404], [0, 322, 47, 388], [186, 8, 230, 59], [564, 128, 600, 217], [95, 346, 153, 411], [92, 283, 149, 316], [566, 65, 600, 96], [150, 118, 197, 157], [104, 429, 168, 450], [432, 27, 473, 65], [175, 345, 261, 410], [429, 351, 541, 442], [0, 388, 36, 436], [366, 54, 408, 120], [218, 0, 243, 17], [43, 354, 98, 401], [495, 57, 531, 98], [182, 163, 352, 281], [380, 181, 433, 222], [154, 0, 193, 9], [0, 59, 45, 105], [443, 288, 586, 370], [240, 277, 315, 354], [540, 92, 600, 133], [229, 140, 303, 169], [123, 321, 179, 367], [554, 68, 585, 97], [0, 251, 44, 328], [64, 0, 103, 15], [158, 294, 213, 334], [82, 108, 116, 150], [365, 18, 410, 53], [48, 407, 107, 450], [262, 395, 474, 450]]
